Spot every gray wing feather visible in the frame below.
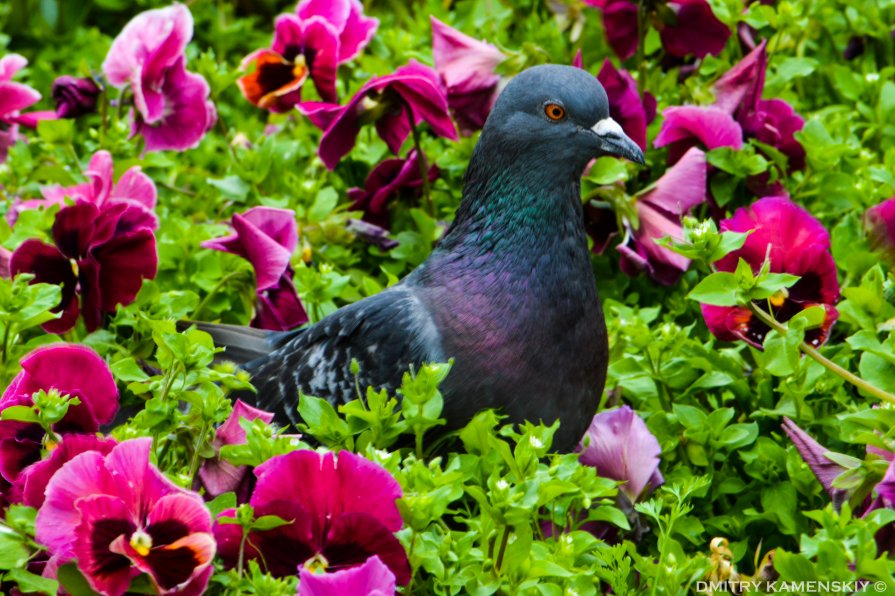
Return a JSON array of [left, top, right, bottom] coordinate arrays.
[[244, 286, 443, 427]]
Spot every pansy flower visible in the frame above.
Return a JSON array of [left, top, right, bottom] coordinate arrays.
[[347, 149, 439, 229], [296, 0, 379, 64], [196, 399, 274, 502], [11, 200, 158, 333], [202, 206, 308, 331], [0, 344, 118, 502], [578, 406, 664, 503], [596, 59, 656, 153], [35, 438, 215, 596], [52, 75, 101, 119], [865, 197, 895, 264], [10, 150, 157, 229], [701, 196, 840, 348], [214, 450, 411, 584], [713, 40, 806, 171], [239, 14, 339, 109], [298, 60, 457, 170], [614, 147, 707, 284], [0, 53, 56, 162], [298, 555, 396, 596], [585, 0, 730, 60], [430, 17, 505, 135], [102, 4, 215, 152], [654, 105, 743, 164]]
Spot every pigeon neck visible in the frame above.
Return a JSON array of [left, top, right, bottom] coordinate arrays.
[[438, 146, 585, 256]]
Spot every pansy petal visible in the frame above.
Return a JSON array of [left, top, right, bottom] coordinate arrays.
[[713, 39, 767, 114], [92, 226, 158, 311], [112, 167, 157, 210], [0, 81, 42, 115], [654, 106, 743, 164], [577, 406, 663, 501], [296, 0, 351, 32], [74, 494, 138, 596], [323, 513, 411, 585], [660, 0, 731, 58], [337, 0, 379, 63], [254, 275, 309, 331], [782, 418, 847, 499], [0, 54, 27, 82], [298, 555, 396, 596]]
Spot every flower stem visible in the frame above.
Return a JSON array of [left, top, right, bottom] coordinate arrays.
[[494, 525, 510, 574], [748, 303, 895, 405], [191, 270, 246, 320], [187, 421, 209, 483], [636, 1, 649, 94], [399, 97, 434, 217]]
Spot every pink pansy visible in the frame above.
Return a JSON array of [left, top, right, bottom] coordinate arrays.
[[586, 0, 730, 60], [596, 59, 656, 152], [616, 147, 707, 284], [866, 197, 895, 263], [11, 201, 158, 333], [0, 345, 118, 501], [35, 438, 215, 596], [214, 450, 411, 584], [52, 75, 101, 119], [430, 17, 505, 135], [11, 150, 157, 229], [296, 0, 379, 64], [713, 40, 806, 170], [14, 434, 117, 508], [347, 149, 439, 229], [578, 406, 664, 502], [239, 13, 339, 110], [196, 399, 274, 502], [654, 105, 743, 164], [701, 197, 840, 348], [298, 60, 457, 170], [202, 206, 308, 331], [102, 4, 215, 152], [0, 53, 56, 163], [298, 555, 396, 596]]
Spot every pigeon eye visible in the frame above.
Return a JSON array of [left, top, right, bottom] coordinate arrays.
[[544, 103, 566, 121]]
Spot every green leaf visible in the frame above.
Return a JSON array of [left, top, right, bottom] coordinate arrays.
[[687, 272, 739, 306], [6, 568, 58, 595]]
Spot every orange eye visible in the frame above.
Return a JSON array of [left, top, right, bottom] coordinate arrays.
[[544, 103, 566, 121]]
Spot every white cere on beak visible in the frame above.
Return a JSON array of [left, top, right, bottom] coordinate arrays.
[[591, 117, 624, 137]]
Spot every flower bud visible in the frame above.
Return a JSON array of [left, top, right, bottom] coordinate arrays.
[[52, 76, 100, 119]]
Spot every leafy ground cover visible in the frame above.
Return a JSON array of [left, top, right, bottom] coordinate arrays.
[[1, 0, 895, 594]]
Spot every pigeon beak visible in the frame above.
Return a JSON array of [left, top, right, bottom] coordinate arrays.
[[590, 117, 645, 165]]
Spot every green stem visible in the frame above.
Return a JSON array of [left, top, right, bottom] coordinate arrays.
[[635, 1, 649, 94], [399, 97, 434, 217], [99, 89, 109, 146], [748, 303, 895, 405], [191, 270, 245, 320], [1, 323, 11, 367], [237, 529, 248, 576], [187, 421, 209, 483], [494, 525, 510, 574]]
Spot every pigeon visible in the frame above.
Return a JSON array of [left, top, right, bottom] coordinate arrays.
[[204, 64, 645, 452]]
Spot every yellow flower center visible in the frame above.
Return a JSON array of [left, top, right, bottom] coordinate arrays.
[[129, 529, 152, 557], [304, 553, 329, 574], [769, 288, 788, 307]]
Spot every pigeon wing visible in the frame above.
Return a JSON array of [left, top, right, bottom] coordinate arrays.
[[244, 286, 443, 427]]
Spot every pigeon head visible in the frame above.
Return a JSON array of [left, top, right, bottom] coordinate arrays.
[[479, 64, 645, 176]]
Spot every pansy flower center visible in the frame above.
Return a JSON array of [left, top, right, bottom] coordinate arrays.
[[304, 553, 329, 574], [129, 529, 153, 556]]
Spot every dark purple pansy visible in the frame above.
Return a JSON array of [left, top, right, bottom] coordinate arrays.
[[213, 450, 411, 585], [0, 344, 118, 502], [35, 438, 215, 596], [616, 147, 707, 284], [102, 4, 215, 152], [701, 197, 840, 348], [52, 75, 100, 119], [298, 555, 396, 596], [654, 105, 743, 164], [578, 406, 664, 502], [298, 60, 457, 170], [0, 53, 56, 163], [713, 40, 806, 170], [585, 0, 730, 60], [865, 197, 895, 263], [347, 149, 439, 229], [430, 16, 505, 135], [11, 200, 158, 333], [202, 206, 308, 331], [196, 399, 275, 502], [596, 59, 656, 152], [239, 14, 339, 110]]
